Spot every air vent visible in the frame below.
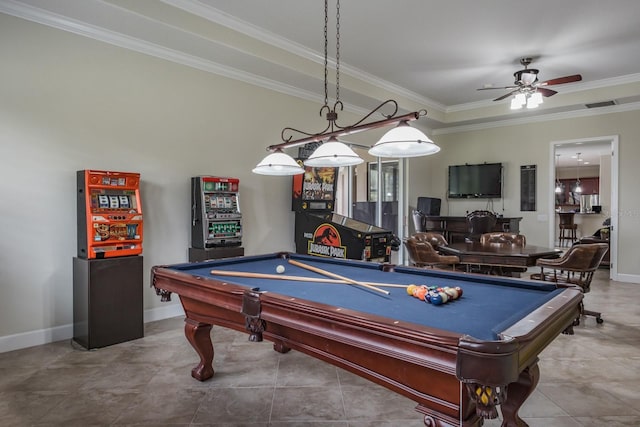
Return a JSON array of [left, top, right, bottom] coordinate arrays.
[[585, 100, 616, 108]]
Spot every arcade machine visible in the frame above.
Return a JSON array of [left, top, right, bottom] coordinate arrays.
[[189, 176, 244, 262], [292, 154, 394, 263], [73, 170, 144, 349]]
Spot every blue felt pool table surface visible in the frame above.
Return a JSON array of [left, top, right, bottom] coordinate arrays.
[[167, 253, 562, 341]]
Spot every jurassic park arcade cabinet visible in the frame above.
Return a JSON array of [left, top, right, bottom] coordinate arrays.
[[73, 170, 143, 349], [293, 163, 393, 263]]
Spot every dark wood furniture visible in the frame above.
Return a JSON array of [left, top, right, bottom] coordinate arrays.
[[421, 215, 522, 243], [480, 232, 526, 247], [558, 212, 578, 247], [73, 256, 143, 349], [188, 246, 244, 262], [438, 242, 561, 274], [152, 252, 582, 427], [577, 236, 610, 267], [555, 177, 599, 207], [466, 210, 497, 242], [404, 232, 459, 269], [531, 243, 609, 325]]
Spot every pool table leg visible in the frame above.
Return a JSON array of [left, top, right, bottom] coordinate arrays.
[[500, 362, 540, 427], [184, 318, 214, 381]]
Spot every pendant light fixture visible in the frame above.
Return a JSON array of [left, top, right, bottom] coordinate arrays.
[[253, 0, 438, 175], [304, 136, 363, 167], [369, 120, 440, 157], [252, 149, 304, 176], [574, 152, 582, 193], [554, 154, 562, 193], [302, 0, 362, 168]]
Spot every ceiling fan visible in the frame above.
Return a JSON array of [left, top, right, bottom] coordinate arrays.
[[478, 57, 582, 104]]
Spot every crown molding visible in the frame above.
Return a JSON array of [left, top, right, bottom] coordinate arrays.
[[3, 0, 638, 134], [432, 101, 640, 135], [162, 0, 446, 113], [446, 73, 640, 113]]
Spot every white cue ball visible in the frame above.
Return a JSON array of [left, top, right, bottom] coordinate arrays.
[[276, 265, 285, 274]]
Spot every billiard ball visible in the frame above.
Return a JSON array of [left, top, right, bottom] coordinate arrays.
[[276, 265, 286, 274], [406, 284, 417, 296], [414, 287, 428, 301], [430, 293, 443, 305], [438, 291, 449, 303]]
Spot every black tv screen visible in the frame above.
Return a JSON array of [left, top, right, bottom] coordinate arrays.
[[448, 163, 502, 199]]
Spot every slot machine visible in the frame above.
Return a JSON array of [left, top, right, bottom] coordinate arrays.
[[191, 176, 242, 249], [76, 170, 143, 259]]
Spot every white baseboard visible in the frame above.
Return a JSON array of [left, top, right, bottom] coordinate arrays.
[[143, 302, 185, 323], [0, 303, 185, 354], [614, 273, 640, 284]]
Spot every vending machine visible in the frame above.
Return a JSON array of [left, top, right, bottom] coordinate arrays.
[[76, 170, 143, 259], [191, 176, 242, 249]]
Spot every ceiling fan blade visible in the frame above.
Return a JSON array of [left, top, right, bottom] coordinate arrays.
[[493, 90, 520, 101], [477, 86, 518, 91], [539, 74, 582, 86], [537, 87, 558, 97]]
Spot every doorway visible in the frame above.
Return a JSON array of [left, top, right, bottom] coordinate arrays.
[[548, 135, 618, 280]]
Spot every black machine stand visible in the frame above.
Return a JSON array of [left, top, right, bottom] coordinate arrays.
[[73, 256, 143, 349]]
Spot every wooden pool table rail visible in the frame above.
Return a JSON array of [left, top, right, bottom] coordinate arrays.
[[152, 260, 581, 427]]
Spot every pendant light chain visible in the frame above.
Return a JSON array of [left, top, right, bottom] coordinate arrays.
[[254, 0, 437, 175], [323, 0, 329, 108], [335, 0, 340, 105]]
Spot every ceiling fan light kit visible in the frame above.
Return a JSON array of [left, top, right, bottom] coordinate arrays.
[[479, 57, 582, 110]]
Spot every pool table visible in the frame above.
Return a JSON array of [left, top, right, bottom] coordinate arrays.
[[152, 252, 582, 427]]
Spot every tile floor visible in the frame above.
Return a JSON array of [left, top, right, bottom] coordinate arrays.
[[1, 269, 639, 426]]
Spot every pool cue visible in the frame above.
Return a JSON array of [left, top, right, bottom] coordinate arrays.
[[209, 269, 407, 288], [287, 259, 390, 295]]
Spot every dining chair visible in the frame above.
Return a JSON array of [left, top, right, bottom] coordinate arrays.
[[466, 210, 497, 242], [479, 232, 527, 275], [412, 231, 449, 248], [480, 232, 526, 247], [404, 234, 459, 270], [530, 243, 609, 325]]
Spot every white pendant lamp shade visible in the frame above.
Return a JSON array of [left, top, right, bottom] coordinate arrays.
[[252, 150, 304, 176], [368, 121, 440, 158], [304, 137, 364, 167]]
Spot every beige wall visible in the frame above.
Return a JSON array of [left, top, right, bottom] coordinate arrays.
[[1, 13, 639, 351], [408, 115, 640, 278], [0, 14, 360, 348]]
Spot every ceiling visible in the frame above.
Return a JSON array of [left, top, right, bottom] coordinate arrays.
[[3, 0, 640, 153]]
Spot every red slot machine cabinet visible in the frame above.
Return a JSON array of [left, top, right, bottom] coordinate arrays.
[[191, 176, 242, 249], [76, 170, 143, 259]]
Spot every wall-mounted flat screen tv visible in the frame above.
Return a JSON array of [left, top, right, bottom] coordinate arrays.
[[448, 163, 502, 199]]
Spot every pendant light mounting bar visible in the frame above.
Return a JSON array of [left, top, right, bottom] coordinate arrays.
[[269, 101, 426, 152]]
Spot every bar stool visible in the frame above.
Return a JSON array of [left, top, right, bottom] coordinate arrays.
[[558, 212, 578, 247]]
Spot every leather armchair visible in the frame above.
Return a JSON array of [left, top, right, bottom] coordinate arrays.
[[530, 243, 609, 325], [404, 234, 459, 269], [412, 232, 449, 248], [480, 232, 526, 247]]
